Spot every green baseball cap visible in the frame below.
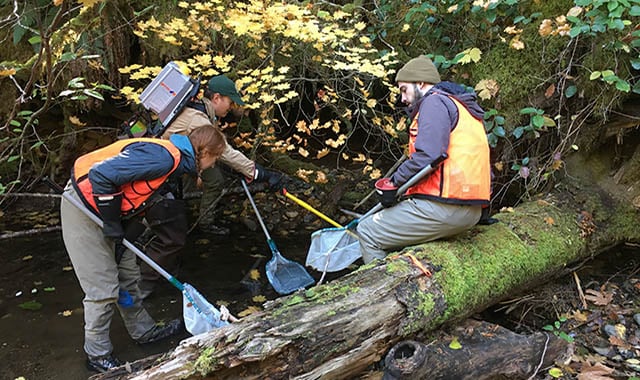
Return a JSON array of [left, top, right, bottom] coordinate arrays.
[[207, 75, 246, 106]]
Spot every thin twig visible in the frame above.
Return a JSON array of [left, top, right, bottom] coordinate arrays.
[[573, 271, 588, 309], [0, 226, 61, 240], [527, 332, 550, 380], [0, 192, 60, 198]]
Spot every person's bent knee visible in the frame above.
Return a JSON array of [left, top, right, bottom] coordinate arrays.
[[357, 218, 386, 264]]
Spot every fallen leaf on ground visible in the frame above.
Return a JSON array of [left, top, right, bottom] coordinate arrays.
[[577, 362, 614, 380], [584, 289, 613, 306], [249, 269, 260, 280], [570, 309, 589, 322], [238, 306, 261, 317], [449, 337, 462, 350]]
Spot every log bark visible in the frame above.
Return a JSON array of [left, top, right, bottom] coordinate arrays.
[[90, 153, 640, 380], [382, 319, 570, 380]]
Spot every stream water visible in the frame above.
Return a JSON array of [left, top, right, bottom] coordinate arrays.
[[0, 228, 316, 380]]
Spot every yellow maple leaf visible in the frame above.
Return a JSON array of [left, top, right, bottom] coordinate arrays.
[[252, 295, 266, 303], [314, 171, 328, 184], [238, 306, 261, 317], [298, 147, 309, 158], [0, 68, 16, 77], [510, 37, 525, 50], [249, 269, 260, 280], [474, 79, 499, 100], [544, 216, 555, 225], [68, 115, 86, 126], [457, 48, 482, 64], [316, 148, 330, 159]]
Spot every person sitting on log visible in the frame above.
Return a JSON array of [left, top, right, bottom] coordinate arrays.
[[356, 55, 491, 263], [60, 127, 226, 373]]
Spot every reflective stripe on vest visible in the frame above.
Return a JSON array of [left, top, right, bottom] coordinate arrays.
[[405, 96, 490, 205], [72, 138, 182, 216]]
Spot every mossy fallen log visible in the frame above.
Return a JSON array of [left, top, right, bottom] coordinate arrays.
[[382, 319, 570, 380], [91, 155, 640, 380]]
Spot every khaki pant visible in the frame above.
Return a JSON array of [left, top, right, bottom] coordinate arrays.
[[357, 198, 482, 263], [60, 184, 155, 357]]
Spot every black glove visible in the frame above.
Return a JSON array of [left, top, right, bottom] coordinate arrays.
[[254, 163, 284, 192], [94, 193, 125, 263], [114, 241, 127, 264], [375, 178, 398, 208]]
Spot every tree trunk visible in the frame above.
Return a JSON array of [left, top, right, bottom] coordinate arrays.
[[90, 153, 640, 380], [382, 319, 570, 380]]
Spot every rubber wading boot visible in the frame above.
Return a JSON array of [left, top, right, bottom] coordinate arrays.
[[136, 318, 183, 344], [86, 354, 123, 373]]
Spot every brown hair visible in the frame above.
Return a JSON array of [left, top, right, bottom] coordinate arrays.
[[188, 127, 226, 173]]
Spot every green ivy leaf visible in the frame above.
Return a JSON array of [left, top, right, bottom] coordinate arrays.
[[487, 134, 498, 148], [565, 85, 577, 98], [83, 89, 104, 101], [449, 337, 462, 350], [513, 126, 525, 139], [589, 71, 602, 80], [569, 26, 582, 38], [615, 79, 631, 92], [59, 52, 76, 62], [532, 115, 545, 128], [519, 107, 538, 115], [19, 300, 42, 311], [17, 110, 33, 117], [543, 116, 557, 127], [28, 35, 41, 45], [548, 367, 563, 378], [558, 331, 574, 343], [493, 126, 506, 137], [68, 77, 86, 89]]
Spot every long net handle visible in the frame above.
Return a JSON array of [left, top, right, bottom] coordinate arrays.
[[240, 179, 272, 241], [283, 190, 343, 228], [361, 154, 448, 220]]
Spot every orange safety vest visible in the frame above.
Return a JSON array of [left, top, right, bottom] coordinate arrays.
[[405, 96, 490, 205], [72, 138, 182, 216]]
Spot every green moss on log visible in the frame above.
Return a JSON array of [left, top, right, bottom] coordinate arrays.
[[193, 347, 218, 376], [394, 200, 582, 330]]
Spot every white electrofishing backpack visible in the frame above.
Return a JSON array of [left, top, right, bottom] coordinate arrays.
[[121, 61, 201, 138]]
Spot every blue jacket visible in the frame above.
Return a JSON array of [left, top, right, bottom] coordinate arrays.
[[88, 134, 196, 195]]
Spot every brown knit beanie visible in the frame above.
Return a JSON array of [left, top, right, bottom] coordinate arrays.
[[395, 55, 441, 84]]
